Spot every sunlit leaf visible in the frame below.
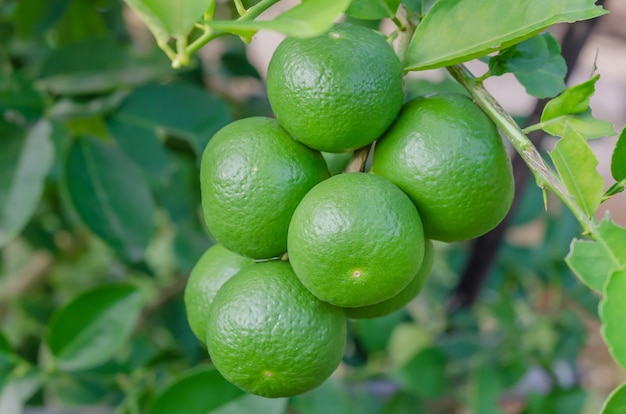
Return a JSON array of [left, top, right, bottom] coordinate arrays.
[[600, 268, 626, 371], [47, 284, 145, 371], [148, 367, 243, 414], [65, 136, 155, 261], [123, 0, 213, 43], [488, 32, 566, 98], [346, 0, 400, 20], [602, 382, 626, 414], [566, 215, 626, 293], [539, 75, 615, 138], [208, 0, 351, 39], [0, 121, 54, 247], [611, 127, 626, 182], [405, 0, 606, 71], [549, 124, 604, 217]]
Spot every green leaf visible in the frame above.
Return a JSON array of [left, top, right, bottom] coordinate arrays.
[[488, 32, 566, 99], [611, 127, 626, 182], [107, 83, 230, 158], [602, 383, 626, 414], [468, 364, 504, 414], [46, 284, 145, 371], [0, 73, 46, 122], [211, 394, 288, 414], [600, 269, 626, 371], [13, 0, 70, 35], [208, 0, 351, 39], [123, 0, 212, 43], [394, 347, 447, 398], [346, 0, 400, 20], [549, 123, 604, 217], [37, 37, 174, 95], [49, 91, 128, 120], [0, 121, 54, 247], [405, 0, 606, 71], [539, 75, 615, 139], [65, 136, 155, 261], [289, 379, 357, 414], [148, 367, 244, 414], [566, 215, 626, 293]]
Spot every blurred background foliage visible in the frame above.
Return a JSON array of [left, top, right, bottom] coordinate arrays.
[[0, 0, 622, 413]]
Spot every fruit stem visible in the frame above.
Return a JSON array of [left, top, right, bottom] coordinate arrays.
[[343, 144, 372, 173], [447, 64, 594, 233], [186, 0, 281, 56], [395, 5, 416, 66]]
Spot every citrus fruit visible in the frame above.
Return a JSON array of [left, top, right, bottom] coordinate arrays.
[[287, 173, 425, 308], [206, 261, 346, 398], [266, 22, 404, 153], [345, 240, 434, 319], [372, 93, 514, 242], [200, 117, 329, 259], [184, 244, 254, 344]]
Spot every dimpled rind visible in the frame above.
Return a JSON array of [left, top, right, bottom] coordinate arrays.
[[372, 93, 515, 242], [288, 173, 425, 308], [206, 261, 347, 398], [345, 240, 434, 319], [183, 244, 254, 344], [266, 23, 404, 153], [200, 117, 330, 259]]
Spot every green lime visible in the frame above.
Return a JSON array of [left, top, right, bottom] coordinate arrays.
[[372, 93, 514, 242], [200, 117, 329, 259], [266, 23, 404, 153], [345, 240, 434, 319], [288, 173, 425, 308], [184, 244, 255, 344], [206, 261, 346, 398]]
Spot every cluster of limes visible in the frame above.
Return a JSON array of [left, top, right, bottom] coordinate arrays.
[[184, 23, 514, 398]]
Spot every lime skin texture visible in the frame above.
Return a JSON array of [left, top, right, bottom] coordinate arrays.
[[372, 93, 515, 242], [205, 261, 347, 398], [267, 22, 404, 153], [288, 172, 425, 308], [200, 116, 329, 259]]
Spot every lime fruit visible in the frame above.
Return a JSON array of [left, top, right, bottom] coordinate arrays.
[[288, 173, 425, 308], [206, 261, 346, 398], [266, 23, 404, 153], [372, 93, 514, 242], [200, 117, 329, 259], [345, 240, 434, 319], [184, 244, 254, 344]]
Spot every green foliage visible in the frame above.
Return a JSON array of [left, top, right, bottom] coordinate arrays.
[[0, 0, 624, 412], [346, 0, 400, 20], [46, 284, 145, 371], [600, 268, 626, 371], [148, 367, 244, 414], [403, 0, 606, 71], [209, 0, 351, 39], [537, 75, 616, 138], [65, 137, 155, 262], [611, 127, 626, 182], [602, 382, 626, 413], [548, 124, 604, 217], [0, 121, 54, 247], [488, 32, 566, 98]]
